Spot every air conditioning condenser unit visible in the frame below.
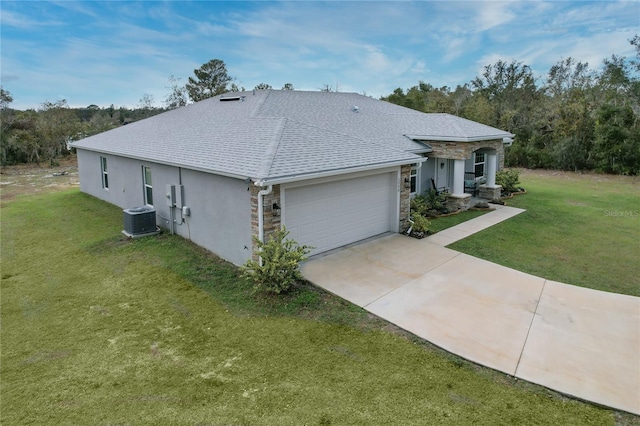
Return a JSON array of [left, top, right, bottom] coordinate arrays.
[[122, 206, 159, 237]]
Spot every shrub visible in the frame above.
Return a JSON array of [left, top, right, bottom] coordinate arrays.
[[411, 214, 431, 234], [496, 169, 521, 195], [410, 195, 428, 217], [413, 189, 450, 216], [242, 226, 311, 294]]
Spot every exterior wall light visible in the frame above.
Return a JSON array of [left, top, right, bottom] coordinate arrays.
[[272, 202, 281, 217], [404, 177, 411, 188]]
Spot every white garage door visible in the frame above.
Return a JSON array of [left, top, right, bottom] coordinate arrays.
[[284, 172, 396, 255]]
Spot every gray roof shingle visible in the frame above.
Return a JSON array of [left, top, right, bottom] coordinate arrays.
[[72, 90, 513, 182]]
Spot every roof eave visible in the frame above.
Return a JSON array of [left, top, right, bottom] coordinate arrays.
[[74, 146, 251, 181], [405, 133, 514, 143], [254, 157, 427, 186]]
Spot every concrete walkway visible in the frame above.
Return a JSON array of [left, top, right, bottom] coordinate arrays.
[[302, 206, 640, 415]]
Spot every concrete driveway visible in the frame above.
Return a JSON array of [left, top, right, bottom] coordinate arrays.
[[301, 208, 640, 415]]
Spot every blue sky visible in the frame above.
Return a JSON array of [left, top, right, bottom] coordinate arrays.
[[1, 1, 638, 110]]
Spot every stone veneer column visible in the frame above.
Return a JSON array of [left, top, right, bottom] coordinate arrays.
[[399, 164, 412, 232], [249, 184, 281, 260], [478, 184, 502, 201]]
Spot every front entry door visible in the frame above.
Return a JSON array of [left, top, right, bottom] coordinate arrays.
[[436, 158, 449, 191]]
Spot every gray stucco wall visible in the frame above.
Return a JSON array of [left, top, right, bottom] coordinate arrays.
[[77, 149, 147, 208], [76, 148, 253, 266], [178, 168, 252, 266]]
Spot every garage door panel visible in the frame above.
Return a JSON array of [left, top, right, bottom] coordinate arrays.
[[301, 203, 326, 220], [284, 172, 395, 255]]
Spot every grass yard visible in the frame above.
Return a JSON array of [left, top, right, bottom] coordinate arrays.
[[428, 210, 489, 233], [0, 188, 630, 425], [447, 170, 640, 297]]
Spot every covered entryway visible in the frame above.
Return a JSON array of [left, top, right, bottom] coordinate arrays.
[[283, 171, 397, 255]]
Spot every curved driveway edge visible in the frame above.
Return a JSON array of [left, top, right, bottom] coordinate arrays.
[[301, 207, 640, 415]]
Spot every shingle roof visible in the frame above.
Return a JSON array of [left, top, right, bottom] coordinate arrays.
[[72, 90, 513, 182]]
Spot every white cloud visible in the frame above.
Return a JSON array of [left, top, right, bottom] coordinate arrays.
[[474, 1, 518, 32], [0, 9, 61, 28], [442, 36, 474, 63], [3, 0, 638, 109], [50, 0, 100, 18], [360, 46, 394, 74]]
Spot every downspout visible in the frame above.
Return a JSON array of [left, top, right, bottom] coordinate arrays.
[[406, 216, 414, 235], [406, 161, 422, 235], [256, 184, 273, 265]]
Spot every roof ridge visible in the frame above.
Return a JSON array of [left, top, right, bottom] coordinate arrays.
[[254, 89, 273, 117], [255, 116, 286, 179], [447, 113, 466, 136]]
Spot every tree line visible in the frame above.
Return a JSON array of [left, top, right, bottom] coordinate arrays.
[[2, 40, 639, 174], [0, 59, 292, 166], [382, 37, 640, 175]]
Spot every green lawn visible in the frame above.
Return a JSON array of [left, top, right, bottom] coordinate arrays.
[[447, 171, 640, 296], [0, 190, 626, 425], [429, 210, 489, 233]]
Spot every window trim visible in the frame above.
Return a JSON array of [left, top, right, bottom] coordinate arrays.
[[143, 166, 153, 206], [474, 152, 485, 178], [100, 156, 109, 190], [410, 164, 418, 195]]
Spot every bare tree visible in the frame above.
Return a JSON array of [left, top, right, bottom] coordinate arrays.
[[164, 75, 188, 110], [138, 93, 156, 110], [320, 82, 339, 92]]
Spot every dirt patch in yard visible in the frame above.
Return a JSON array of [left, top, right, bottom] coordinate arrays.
[[519, 168, 640, 188], [0, 156, 79, 204]]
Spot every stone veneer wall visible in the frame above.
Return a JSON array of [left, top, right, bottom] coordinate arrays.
[[399, 164, 412, 233], [478, 185, 502, 202], [446, 193, 472, 212], [250, 184, 281, 259], [428, 139, 505, 167]]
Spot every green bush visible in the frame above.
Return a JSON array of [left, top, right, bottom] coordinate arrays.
[[411, 214, 431, 234], [410, 195, 428, 217], [496, 169, 521, 195], [411, 189, 450, 217], [242, 226, 311, 294]]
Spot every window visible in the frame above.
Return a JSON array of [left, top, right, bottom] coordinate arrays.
[[474, 152, 485, 177], [410, 165, 418, 194], [143, 166, 153, 206], [100, 156, 108, 189]]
